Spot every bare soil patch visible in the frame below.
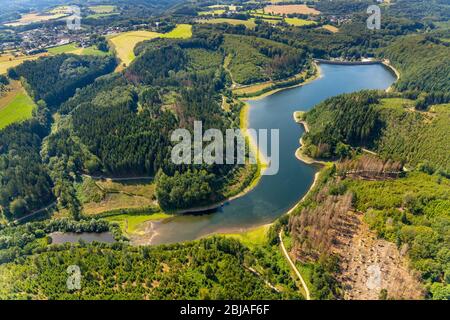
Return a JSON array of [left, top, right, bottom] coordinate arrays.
[[335, 212, 424, 300]]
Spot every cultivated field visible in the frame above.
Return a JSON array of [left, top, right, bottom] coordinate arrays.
[[109, 24, 192, 67], [322, 25, 339, 33], [197, 18, 256, 29], [285, 18, 316, 26], [87, 5, 119, 19], [0, 53, 47, 74], [88, 5, 117, 13], [109, 30, 161, 66], [0, 81, 35, 129], [47, 43, 108, 56], [264, 4, 321, 15], [198, 10, 226, 16], [4, 12, 67, 27]]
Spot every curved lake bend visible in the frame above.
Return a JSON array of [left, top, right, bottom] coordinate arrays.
[[148, 63, 396, 245]]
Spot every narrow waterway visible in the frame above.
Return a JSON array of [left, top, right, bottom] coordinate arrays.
[[147, 63, 396, 245]]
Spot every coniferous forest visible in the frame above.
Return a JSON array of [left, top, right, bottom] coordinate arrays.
[[0, 0, 449, 301]]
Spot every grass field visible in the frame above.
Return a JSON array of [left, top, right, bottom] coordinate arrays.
[[220, 224, 270, 248], [79, 176, 157, 216], [95, 178, 156, 199], [104, 213, 171, 234], [264, 4, 321, 15], [285, 18, 316, 26], [198, 10, 225, 16], [83, 192, 155, 215], [160, 24, 192, 39], [88, 5, 117, 13], [47, 43, 109, 56], [0, 81, 35, 130], [109, 24, 192, 67], [197, 18, 256, 29]]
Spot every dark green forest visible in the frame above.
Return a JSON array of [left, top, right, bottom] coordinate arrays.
[[0, 0, 449, 300]]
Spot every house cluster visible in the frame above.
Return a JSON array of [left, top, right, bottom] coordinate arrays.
[[4, 24, 129, 55]]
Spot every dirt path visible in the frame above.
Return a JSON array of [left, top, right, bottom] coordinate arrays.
[[279, 230, 311, 300], [13, 201, 56, 224]]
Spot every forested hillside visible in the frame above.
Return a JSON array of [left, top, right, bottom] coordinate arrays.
[[1, 0, 449, 301], [222, 34, 306, 84], [380, 35, 450, 93], [9, 54, 116, 108], [302, 91, 450, 174], [0, 236, 301, 300], [0, 120, 54, 219]]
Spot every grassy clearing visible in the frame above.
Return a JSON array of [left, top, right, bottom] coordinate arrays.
[[220, 225, 270, 248], [83, 192, 155, 215], [77, 176, 156, 216], [95, 179, 155, 199], [104, 213, 171, 234], [198, 18, 256, 29], [109, 24, 192, 67], [0, 81, 36, 129]]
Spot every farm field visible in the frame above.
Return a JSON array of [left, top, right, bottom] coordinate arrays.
[[87, 5, 119, 19], [109, 24, 192, 67], [47, 6, 71, 14], [0, 81, 36, 130], [264, 4, 321, 15], [0, 43, 107, 75], [285, 18, 316, 26], [4, 12, 67, 27], [88, 5, 117, 13], [160, 24, 192, 39], [322, 25, 339, 33], [198, 10, 225, 16], [47, 43, 109, 56], [0, 53, 47, 74], [197, 18, 256, 29]]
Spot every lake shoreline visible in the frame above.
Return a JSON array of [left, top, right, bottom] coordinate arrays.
[[214, 60, 399, 238]]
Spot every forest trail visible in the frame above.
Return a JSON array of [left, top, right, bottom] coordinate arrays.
[[13, 201, 56, 224], [279, 230, 311, 300]]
